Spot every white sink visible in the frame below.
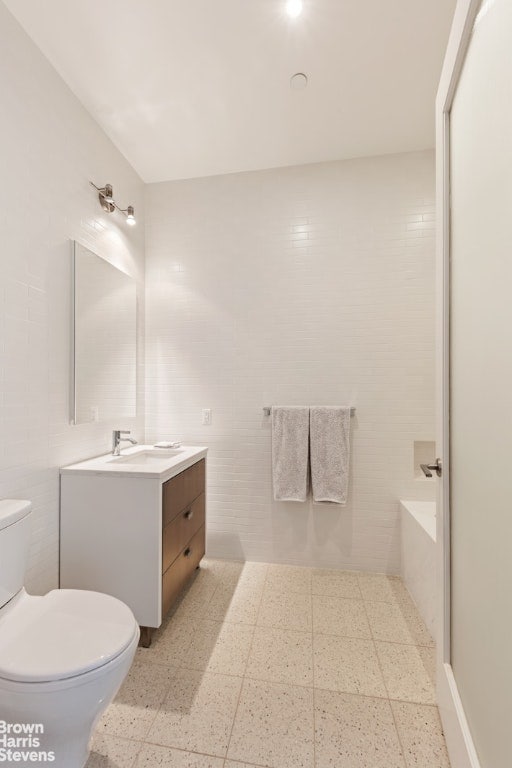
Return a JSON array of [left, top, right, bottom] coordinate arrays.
[[110, 449, 184, 464], [60, 445, 207, 481]]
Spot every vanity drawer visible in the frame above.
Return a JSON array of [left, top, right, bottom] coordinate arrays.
[[163, 459, 205, 527], [162, 524, 205, 617], [162, 493, 205, 573]]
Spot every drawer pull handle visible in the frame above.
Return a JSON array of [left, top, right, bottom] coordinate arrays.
[[184, 547, 192, 558], [184, 508, 193, 520]]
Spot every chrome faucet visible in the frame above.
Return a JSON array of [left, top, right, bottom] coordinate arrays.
[[112, 430, 138, 456]]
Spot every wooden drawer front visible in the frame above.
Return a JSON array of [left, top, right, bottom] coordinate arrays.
[[162, 525, 205, 617], [161, 552, 187, 618], [162, 493, 205, 573], [163, 459, 205, 527]]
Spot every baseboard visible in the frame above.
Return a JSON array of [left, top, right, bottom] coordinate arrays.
[[437, 662, 482, 768]]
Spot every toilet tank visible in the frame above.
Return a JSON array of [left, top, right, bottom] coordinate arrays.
[[0, 500, 32, 608]]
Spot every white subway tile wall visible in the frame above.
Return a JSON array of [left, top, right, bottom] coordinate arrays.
[[0, 4, 145, 594], [145, 151, 436, 572]]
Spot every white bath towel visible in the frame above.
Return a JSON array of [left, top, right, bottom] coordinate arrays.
[[310, 406, 351, 504], [271, 406, 310, 502]]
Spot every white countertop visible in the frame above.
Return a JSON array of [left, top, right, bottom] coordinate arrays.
[[60, 445, 208, 481]]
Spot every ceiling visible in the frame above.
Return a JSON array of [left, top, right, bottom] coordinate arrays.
[[4, 0, 456, 183]]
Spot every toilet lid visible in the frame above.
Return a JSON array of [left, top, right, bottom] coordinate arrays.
[[0, 589, 137, 682]]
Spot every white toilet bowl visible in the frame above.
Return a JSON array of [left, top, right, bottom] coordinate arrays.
[[0, 500, 139, 768], [0, 589, 139, 768]]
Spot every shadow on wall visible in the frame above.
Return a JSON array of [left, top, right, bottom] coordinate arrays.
[[207, 532, 246, 560], [270, 502, 354, 566], [206, 503, 356, 567]]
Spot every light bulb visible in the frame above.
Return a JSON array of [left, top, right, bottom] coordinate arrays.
[[286, 0, 303, 18], [126, 206, 136, 226]]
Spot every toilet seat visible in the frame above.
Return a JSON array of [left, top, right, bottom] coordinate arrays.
[[0, 589, 138, 683]]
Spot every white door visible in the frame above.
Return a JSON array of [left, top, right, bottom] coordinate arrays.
[[436, 1, 512, 767]]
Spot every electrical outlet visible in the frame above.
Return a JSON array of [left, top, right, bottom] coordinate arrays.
[[202, 408, 212, 425]]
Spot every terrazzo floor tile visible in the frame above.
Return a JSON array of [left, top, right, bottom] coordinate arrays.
[[376, 643, 436, 704], [312, 594, 371, 638], [257, 589, 312, 632], [391, 701, 451, 768], [98, 659, 176, 741], [86, 733, 141, 768], [146, 670, 242, 757], [313, 634, 387, 698], [314, 688, 406, 768], [311, 568, 361, 599], [94, 561, 446, 768], [205, 585, 262, 625], [265, 564, 312, 594], [245, 626, 313, 686], [221, 561, 268, 590], [397, 603, 435, 648], [135, 743, 224, 767], [137, 610, 195, 667], [224, 762, 267, 768], [201, 558, 229, 578], [183, 619, 254, 676], [179, 573, 219, 609], [357, 573, 411, 604], [188, 560, 232, 594], [227, 678, 314, 768], [217, 560, 245, 583], [365, 601, 434, 646]]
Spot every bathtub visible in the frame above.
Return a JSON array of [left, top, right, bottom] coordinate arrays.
[[400, 500, 436, 638]]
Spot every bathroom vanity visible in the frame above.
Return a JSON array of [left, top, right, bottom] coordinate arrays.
[[60, 446, 207, 646]]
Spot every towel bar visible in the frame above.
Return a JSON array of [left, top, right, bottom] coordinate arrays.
[[263, 406, 356, 417]]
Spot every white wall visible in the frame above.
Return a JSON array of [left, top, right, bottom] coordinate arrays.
[[0, 2, 145, 595], [145, 151, 436, 572]]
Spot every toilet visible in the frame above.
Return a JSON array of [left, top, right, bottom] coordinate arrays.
[[0, 500, 139, 768]]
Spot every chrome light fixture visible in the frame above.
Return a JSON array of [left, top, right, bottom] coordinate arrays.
[[123, 205, 136, 226], [90, 182, 136, 225]]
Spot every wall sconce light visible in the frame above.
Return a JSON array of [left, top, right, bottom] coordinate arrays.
[[90, 182, 136, 226]]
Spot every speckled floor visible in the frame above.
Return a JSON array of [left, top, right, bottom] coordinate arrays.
[[86, 559, 450, 768]]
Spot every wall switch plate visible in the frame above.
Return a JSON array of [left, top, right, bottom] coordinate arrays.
[[202, 408, 212, 425]]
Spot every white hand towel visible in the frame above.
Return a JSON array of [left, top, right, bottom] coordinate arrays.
[[310, 406, 351, 504], [271, 406, 310, 502]]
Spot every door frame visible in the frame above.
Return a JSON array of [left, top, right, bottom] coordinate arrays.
[[435, 1, 483, 766]]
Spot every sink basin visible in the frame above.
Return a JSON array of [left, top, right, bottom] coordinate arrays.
[[110, 449, 184, 464], [61, 445, 207, 480]]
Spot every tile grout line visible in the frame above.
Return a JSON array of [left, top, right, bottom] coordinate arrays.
[[222, 562, 269, 762], [128, 661, 432, 705], [93, 732, 145, 768], [310, 578, 317, 768], [99, 655, 177, 748], [254, 566, 315, 768], [132, 561, 246, 763], [133, 563, 228, 748], [359, 574, 409, 768], [363, 599, 436, 648], [129, 736, 145, 768], [129, 734, 258, 764]]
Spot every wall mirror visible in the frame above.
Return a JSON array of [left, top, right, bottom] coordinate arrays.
[[70, 241, 137, 424]]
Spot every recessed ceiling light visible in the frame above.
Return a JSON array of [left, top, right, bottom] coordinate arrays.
[[290, 72, 308, 90], [286, 0, 303, 19]]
